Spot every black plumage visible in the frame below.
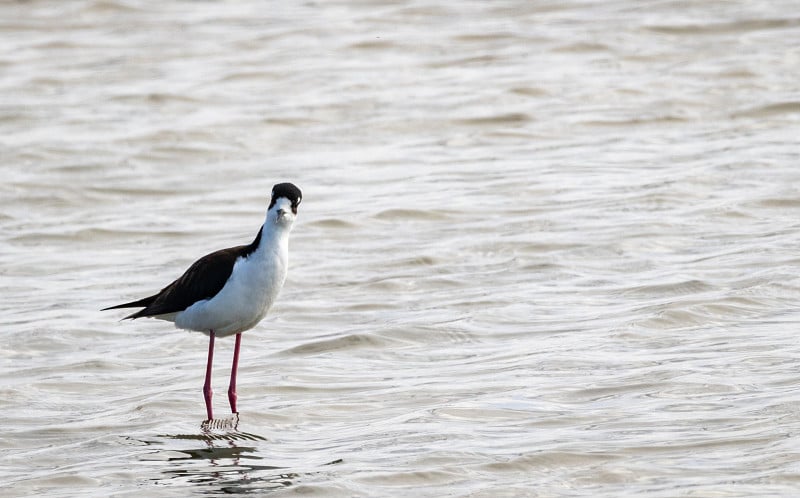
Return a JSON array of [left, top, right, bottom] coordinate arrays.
[[102, 227, 263, 319]]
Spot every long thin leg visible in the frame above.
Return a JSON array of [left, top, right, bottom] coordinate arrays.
[[203, 330, 215, 420], [228, 333, 242, 414]]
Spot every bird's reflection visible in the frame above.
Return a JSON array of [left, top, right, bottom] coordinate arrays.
[[148, 415, 298, 494]]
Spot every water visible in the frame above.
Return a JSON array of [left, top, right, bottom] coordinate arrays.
[[2, 0, 800, 496]]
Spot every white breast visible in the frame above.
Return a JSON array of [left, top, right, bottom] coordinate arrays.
[[174, 230, 289, 337]]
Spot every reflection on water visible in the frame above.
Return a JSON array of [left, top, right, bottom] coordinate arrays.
[[141, 422, 298, 494]]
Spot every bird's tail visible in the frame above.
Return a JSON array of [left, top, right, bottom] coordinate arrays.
[[101, 296, 156, 312]]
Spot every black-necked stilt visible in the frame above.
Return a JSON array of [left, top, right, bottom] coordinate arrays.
[[103, 182, 302, 421]]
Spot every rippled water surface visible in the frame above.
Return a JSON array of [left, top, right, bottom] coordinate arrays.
[[3, 1, 800, 496]]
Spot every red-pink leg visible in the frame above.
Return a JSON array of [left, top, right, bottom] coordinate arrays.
[[228, 333, 242, 414], [203, 330, 215, 420]]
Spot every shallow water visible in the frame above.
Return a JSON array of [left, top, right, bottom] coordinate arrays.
[[2, 0, 800, 496]]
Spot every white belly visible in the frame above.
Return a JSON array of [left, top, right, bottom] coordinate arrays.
[[174, 249, 287, 337]]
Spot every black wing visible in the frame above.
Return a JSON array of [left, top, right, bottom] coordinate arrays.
[[103, 245, 247, 319], [103, 226, 264, 319]]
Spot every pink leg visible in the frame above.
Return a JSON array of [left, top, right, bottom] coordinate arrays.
[[228, 333, 242, 414], [203, 330, 215, 420]]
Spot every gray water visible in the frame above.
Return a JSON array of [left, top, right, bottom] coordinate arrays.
[[2, 1, 800, 496]]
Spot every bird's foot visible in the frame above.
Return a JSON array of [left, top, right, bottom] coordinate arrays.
[[201, 412, 239, 432]]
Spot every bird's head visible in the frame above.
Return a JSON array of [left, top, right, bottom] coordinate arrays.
[[268, 182, 302, 227]]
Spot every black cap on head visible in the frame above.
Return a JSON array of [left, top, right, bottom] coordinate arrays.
[[269, 182, 302, 213]]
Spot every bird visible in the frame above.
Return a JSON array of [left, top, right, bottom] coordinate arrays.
[[103, 182, 302, 422]]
